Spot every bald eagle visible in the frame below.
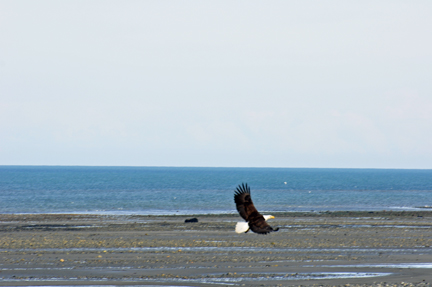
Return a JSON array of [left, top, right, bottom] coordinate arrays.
[[234, 183, 279, 234]]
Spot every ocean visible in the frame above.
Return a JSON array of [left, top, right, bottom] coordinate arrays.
[[1, 166, 432, 215]]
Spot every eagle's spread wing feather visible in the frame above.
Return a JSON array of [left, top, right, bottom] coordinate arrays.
[[234, 183, 257, 221], [233, 183, 279, 235]]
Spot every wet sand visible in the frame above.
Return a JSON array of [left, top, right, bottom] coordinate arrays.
[[1, 211, 432, 286]]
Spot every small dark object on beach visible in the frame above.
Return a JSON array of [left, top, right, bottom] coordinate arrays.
[[185, 218, 198, 223]]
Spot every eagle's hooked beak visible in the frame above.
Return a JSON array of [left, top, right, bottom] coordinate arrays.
[[269, 215, 275, 219]]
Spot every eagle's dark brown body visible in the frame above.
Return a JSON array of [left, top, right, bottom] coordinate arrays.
[[234, 183, 279, 234]]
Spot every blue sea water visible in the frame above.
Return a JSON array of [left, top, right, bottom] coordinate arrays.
[[1, 166, 432, 215]]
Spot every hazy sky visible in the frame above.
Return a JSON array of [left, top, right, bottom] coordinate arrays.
[[1, 1, 432, 168]]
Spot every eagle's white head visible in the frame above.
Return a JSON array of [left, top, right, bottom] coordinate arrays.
[[263, 215, 275, 220]]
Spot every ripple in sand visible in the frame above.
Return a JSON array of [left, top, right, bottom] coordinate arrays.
[[0, 272, 391, 285], [318, 262, 432, 269], [20, 224, 100, 229], [282, 224, 432, 229], [2, 246, 430, 254], [154, 271, 391, 284]]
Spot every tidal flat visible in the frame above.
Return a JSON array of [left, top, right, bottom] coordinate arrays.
[[1, 211, 432, 286]]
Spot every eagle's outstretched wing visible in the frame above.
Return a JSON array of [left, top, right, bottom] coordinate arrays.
[[234, 183, 256, 221], [234, 183, 279, 235]]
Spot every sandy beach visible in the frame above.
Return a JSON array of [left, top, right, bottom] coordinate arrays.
[[1, 211, 432, 286]]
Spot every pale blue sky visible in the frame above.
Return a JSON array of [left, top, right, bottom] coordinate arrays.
[[1, 1, 432, 168]]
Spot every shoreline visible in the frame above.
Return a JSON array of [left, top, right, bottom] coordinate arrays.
[[2, 212, 432, 286], [2, 209, 432, 219]]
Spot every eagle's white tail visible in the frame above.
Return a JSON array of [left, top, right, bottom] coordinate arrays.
[[235, 221, 249, 233]]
